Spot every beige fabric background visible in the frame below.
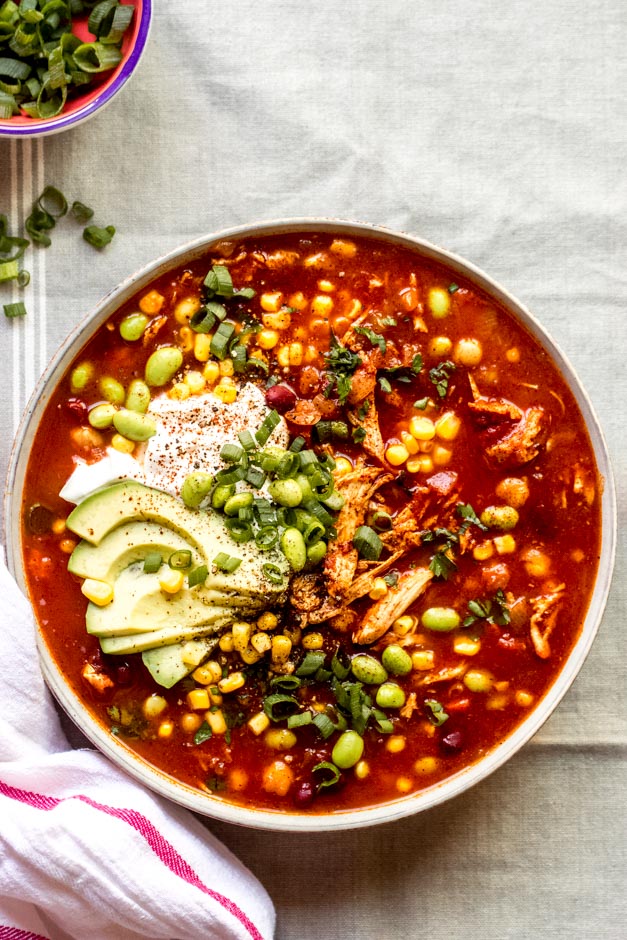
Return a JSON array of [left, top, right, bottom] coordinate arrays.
[[1, 1, 626, 937]]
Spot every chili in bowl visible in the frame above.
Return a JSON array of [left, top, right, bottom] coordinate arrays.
[[3, 220, 616, 831]]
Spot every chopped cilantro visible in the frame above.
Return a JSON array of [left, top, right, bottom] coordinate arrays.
[[354, 325, 387, 353], [378, 376, 392, 393], [424, 698, 449, 726], [429, 360, 456, 398], [194, 721, 213, 745], [352, 426, 367, 443], [422, 526, 459, 580], [323, 334, 361, 404], [206, 775, 228, 792], [448, 283, 459, 294], [381, 316, 397, 327], [463, 589, 511, 627], [413, 397, 430, 410], [356, 399, 371, 420], [457, 503, 488, 534], [383, 571, 399, 587]]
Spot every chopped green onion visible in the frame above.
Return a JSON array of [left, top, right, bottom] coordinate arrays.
[[311, 715, 336, 740], [143, 552, 162, 574], [220, 442, 244, 464], [296, 650, 326, 677], [188, 564, 209, 588], [353, 525, 383, 561], [4, 301, 27, 319], [287, 711, 313, 729], [288, 435, 306, 453], [83, 224, 115, 249], [168, 550, 192, 570], [238, 430, 256, 452], [270, 675, 302, 691], [245, 356, 269, 374], [331, 647, 351, 680], [321, 491, 345, 513], [255, 526, 279, 551], [0, 259, 19, 282], [263, 693, 300, 722], [234, 286, 256, 299], [213, 552, 242, 573], [276, 452, 299, 479], [231, 344, 247, 372], [17, 269, 30, 287], [204, 264, 234, 298], [210, 321, 235, 360], [38, 186, 67, 219], [312, 761, 341, 789], [71, 201, 94, 223], [190, 307, 217, 334], [255, 409, 281, 446], [367, 510, 392, 532], [425, 698, 449, 726], [413, 397, 429, 410], [224, 518, 253, 543], [302, 520, 325, 545], [448, 283, 459, 293], [302, 500, 334, 528], [245, 466, 266, 488], [214, 465, 247, 486], [262, 562, 284, 584]]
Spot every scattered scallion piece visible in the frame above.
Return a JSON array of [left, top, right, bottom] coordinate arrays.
[[312, 761, 341, 788], [188, 564, 208, 587], [353, 525, 383, 561], [71, 201, 95, 223], [168, 550, 192, 570], [213, 552, 242, 573], [83, 224, 115, 250], [143, 552, 162, 574], [3, 301, 27, 318]]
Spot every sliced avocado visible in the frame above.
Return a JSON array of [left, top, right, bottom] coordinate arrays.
[[99, 619, 230, 655], [142, 636, 218, 689], [68, 521, 202, 584]]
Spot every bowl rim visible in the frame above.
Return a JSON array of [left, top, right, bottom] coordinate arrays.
[[3, 217, 618, 831], [0, 0, 152, 140]]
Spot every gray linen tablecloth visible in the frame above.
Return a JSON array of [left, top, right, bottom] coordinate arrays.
[[1, 2, 626, 937]]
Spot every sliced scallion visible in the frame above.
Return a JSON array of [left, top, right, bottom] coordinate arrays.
[[255, 526, 279, 551], [262, 562, 284, 584], [210, 321, 235, 360], [220, 442, 244, 464], [143, 552, 162, 574], [296, 650, 326, 677], [353, 525, 383, 561], [188, 564, 209, 587], [255, 409, 281, 446], [71, 201, 94, 223], [3, 301, 27, 318], [213, 552, 242, 573], [83, 224, 115, 249], [287, 711, 313, 729], [263, 693, 300, 722], [168, 550, 192, 570], [312, 761, 341, 789]]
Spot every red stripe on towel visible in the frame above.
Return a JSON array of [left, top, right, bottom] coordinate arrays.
[[0, 779, 264, 940], [0, 929, 49, 939]]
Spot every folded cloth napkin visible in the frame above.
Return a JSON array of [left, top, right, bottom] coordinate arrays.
[[0, 555, 275, 940]]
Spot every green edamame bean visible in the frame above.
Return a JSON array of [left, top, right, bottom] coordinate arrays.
[[88, 403, 117, 429], [480, 505, 519, 531], [350, 654, 388, 685], [224, 492, 254, 516], [381, 644, 413, 676], [280, 527, 307, 571], [119, 312, 149, 342], [125, 379, 151, 414], [375, 682, 406, 709], [99, 376, 125, 406], [332, 730, 364, 769], [112, 409, 157, 442], [181, 471, 214, 508], [211, 483, 235, 510], [421, 606, 461, 632], [306, 540, 327, 566], [70, 361, 94, 392], [145, 346, 183, 387], [268, 478, 303, 508]]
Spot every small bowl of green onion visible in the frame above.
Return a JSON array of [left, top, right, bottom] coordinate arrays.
[[0, 0, 151, 138]]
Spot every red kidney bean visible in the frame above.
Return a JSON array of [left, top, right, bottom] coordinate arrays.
[[265, 384, 297, 413], [65, 397, 88, 422], [441, 730, 464, 752], [293, 781, 315, 806]]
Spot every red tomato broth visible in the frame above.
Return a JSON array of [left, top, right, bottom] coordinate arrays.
[[21, 232, 601, 814]]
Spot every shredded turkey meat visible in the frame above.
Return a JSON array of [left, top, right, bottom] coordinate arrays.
[[467, 376, 547, 468], [529, 584, 565, 659]]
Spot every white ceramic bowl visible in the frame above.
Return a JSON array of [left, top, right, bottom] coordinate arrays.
[[3, 219, 617, 831]]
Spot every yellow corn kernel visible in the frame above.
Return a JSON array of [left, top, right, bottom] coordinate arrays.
[[288, 291, 307, 310], [428, 336, 453, 357], [192, 661, 222, 685], [139, 289, 164, 314], [240, 646, 263, 665], [400, 430, 419, 455], [345, 298, 363, 319], [409, 415, 436, 441], [228, 769, 249, 791], [264, 728, 297, 750], [393, 615, 417, 636], [174, 296, 200, 324], [311, 294, 334, 317], [334, 456, 353, 476], [218, 671, 246, 694], [385, 443, 409, 466], [159, 568, 184, 594], [251, 632, 272, 654], [304, 344, 319, 364], [432, 444, 452, 466], [494, 680, 510, 692], [317, 279, 335, 292], [110, 433, 135, 455], [427, 286, 451, 318], [406, 455, 433, 474], [248, 711, 271, 736], [329, 238, 357, 258], [257, 611, 278, 632], [260, 291, 284, 312], [302, 632, 324, 650], [213, 383, 237, 403], [414, 756, 439, 774], [454, 636, 481, 656], [70, 425, 104, 450], [218, 358, 234, 377], [287, 342, 302, 366], [262, 309, 292, 330], [386, 735, 406, 754], [411, 650, 435, 670], [303, 252, 328, 268], [184, 370, 206, 394], [369, 578, 388, 600], [205, 708, 228, 734], [283, 624, 301, 645], [473, 540, 494, 561], [494, 534, 516, 554], [202, 360, 220, 384], [232, 621, 254, 652], [515, 690, 534, 707], [168, 382, 191, 401], [186, 688, 210, 711], [421, 720, 436, 738], [276, 345, 290, 367], [454, 337, 483, 367], [486, 693, 509, 710], [354, 760, 370, 780], [180, 712, 202, 734], [194, 333, 212, 362], [435, 411, 461, 441], [262, 760, 294, 796], [522, 547, 551, 579], [218, 633, 234, 652], [396, 777, 413, 794], [271, 635, 292, 665], [51, 517, 66, 535], [142, 694, 168, 719], [208, 687, 223, 706], [257, 329, 279, 350], [179, 325, 194, 353], [157, 720, 174, 739], [59, 538, 77, 554], [506, 346, 520, 363], [464, 669, 493, 693], [81, 578, 113, 607]]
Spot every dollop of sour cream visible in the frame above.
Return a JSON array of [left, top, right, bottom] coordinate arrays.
[[60, 383, 289, 504]]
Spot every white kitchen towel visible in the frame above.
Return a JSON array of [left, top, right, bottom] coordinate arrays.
[[0, 556, 275, 940]]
